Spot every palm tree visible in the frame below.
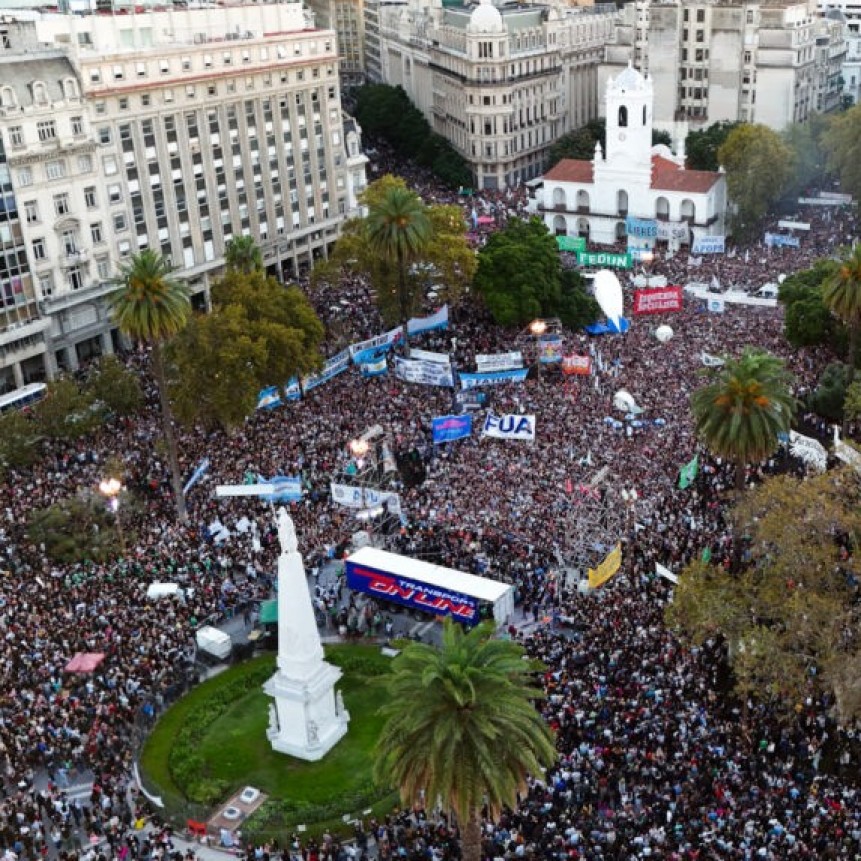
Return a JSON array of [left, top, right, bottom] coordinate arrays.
[[225, 235, 264, 275], [691, 347, 795, 569], [374, 620, 556, 861], [365, 186, 432, 355], [822, 244, 861, 433], [109, 250, 191, 521]]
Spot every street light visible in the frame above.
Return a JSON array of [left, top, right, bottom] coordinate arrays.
[[98, 477, 126, 554], [529, 319, 548, 380]]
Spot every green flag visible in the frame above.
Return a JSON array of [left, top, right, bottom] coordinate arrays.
[[701, 546, 712, 563], [678, 454, 699, 489]]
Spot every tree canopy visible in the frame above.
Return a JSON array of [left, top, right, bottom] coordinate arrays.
[[474, 217, 599, 328], [375, 620, 556, 861], [684, 121, 741, 171], [225, 235, 264, 274], [667, 469, 861, 725], [824, 103, 861, 203], [717, 124, 794, 239], [315, 175, 476, 328], [544, 118, 606, 168], [779, 258, 839, 348], [823, 245, 861, 422], [168, 270, 324, 431], [355, 84, 471, 188]]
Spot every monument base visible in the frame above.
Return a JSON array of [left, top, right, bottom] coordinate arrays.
[[264, 662, 351, 761]]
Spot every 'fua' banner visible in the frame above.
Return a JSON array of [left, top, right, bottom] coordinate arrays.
[[482, 413, 536, 441]]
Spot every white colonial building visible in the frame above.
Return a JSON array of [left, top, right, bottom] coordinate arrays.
[[531, 66, 727, 250]]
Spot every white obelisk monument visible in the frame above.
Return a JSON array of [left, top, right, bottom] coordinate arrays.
[[264, 507, 349, 760]]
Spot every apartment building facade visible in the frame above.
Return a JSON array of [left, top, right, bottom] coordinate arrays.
[[371, 0, 618, 190], [0, 3, 367, 390], [602, 0, 846, 132]]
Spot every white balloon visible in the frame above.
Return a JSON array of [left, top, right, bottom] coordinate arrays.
[[592, 269, 624, 329], [613, 390, 637, 413], [655, 325, 674, 343]]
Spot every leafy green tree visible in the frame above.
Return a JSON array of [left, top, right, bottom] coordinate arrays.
[[652, 129, 673, 147], [809, 362, 849, 421], [779, 259, 839, 347], [0, 410, 40, 475], [224, 235, 264, 275], [316, 177, 474, 335], [667, 470, 861, 725], [86, 356, 143, 417], [685, 121, 741, 171], [374, 620, 556, 861], [781, 115, 830, 201], [545, 118, 606, 168], [356, 85, 471, 188], [168, 305, 269, 431], [33, 377, 102, 440], [844, 379, 861, 424], [109, 249, 191, 521], [365, 184, 433, 354], [824, 103, 861, 202], [823, 244, 861, 431], [718, 124, 794, 239], [168, 270, 324, 431], [691, 348, 795, 570], [474, 217, 563, 325], [557, 269, 601, 330]]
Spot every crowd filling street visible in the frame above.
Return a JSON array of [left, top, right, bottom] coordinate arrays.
[[1, 152, 861, 861]]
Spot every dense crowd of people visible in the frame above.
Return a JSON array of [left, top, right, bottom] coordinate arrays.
[[1, 148, 861, 861]]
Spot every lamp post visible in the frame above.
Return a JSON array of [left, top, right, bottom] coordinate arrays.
[[98, 477, 126, 555], [529, 318, 547, 381]]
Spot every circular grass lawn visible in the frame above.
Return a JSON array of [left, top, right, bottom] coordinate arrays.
[[140, 644, 397, 835]]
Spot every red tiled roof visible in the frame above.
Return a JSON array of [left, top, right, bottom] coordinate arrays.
[[651, 154, 720, 194], [543, 159, 594, 185]]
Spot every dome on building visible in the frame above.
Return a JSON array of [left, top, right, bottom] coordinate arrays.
[[611, 63, 647, 93], [469, 0, 503, 33]]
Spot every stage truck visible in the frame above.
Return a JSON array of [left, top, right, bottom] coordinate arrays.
[[344, 546, 515, 628]]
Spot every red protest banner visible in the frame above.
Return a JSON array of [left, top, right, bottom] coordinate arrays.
[[562, 355, 591, 375], [632, 286, 683, 315]]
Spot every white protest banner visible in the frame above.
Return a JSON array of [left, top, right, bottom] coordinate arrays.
[[700, 352, 725, 368], [655, 562, 678, 585], [394, 357, 455, 387], [410, 348, 451, 365], [331, 483, 402, 514], [778, 220, 810, 232], [349, 328, 403, 364], [475, 352, 524, 373], [482, 412, 536, 441], [691, 236, 725, 254]]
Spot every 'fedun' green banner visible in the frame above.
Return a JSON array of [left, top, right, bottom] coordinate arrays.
[[576, 250, 633, 269]]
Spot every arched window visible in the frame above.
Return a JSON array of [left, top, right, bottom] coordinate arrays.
[[63, 78, 79, 100], [32, 81, 48, 105], [642, 105, 647, 125], [0, 86, 16, 108], [618, 105, 628, 128]]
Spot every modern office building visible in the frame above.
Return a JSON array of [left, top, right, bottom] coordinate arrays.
[[303, 0, 367, 86], [601, 0, 846, 132], [819, 1, 861, 104], [371, 0, 619, 189], [0, 3, 367, 389]]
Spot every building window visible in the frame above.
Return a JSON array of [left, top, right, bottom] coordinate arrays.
[[24, 201, 39, 223], [618, 105, 628, 127], [78, 155, 93, 174], [8, 126, 23, 147], [84, 187, 97, 209], [108, 185, 122, 204], [54, 194, 70, 216], [90, 222, 103, 244], [37, 120, 57, 142], [71, 116, 84, 136], [39, 273, 54, 297], [32, 238, 46, 260], [89, 69, 101, 84], [103, 155, 118, 176], [113, 213, 127, 232], [136, 61, 147, 77], [46, 160, 66, 181], [160, 59, 170, 74], [142, 94, 151, 107], [181, 56, 191, 71], [113, 64, 124, 80], [97, 257, 111, 279], [118, 97, 129, 110], [16, 167, 32, 187], [95, 102, 107, 116]]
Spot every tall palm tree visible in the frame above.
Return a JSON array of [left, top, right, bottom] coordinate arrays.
[[691, 347, 795, 569], [109, 250, 191, 522], [374, 620, 556, 861], [822, 244, 861, 433], [224, 235, 264, 275], [365, 186, 432, 356]]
